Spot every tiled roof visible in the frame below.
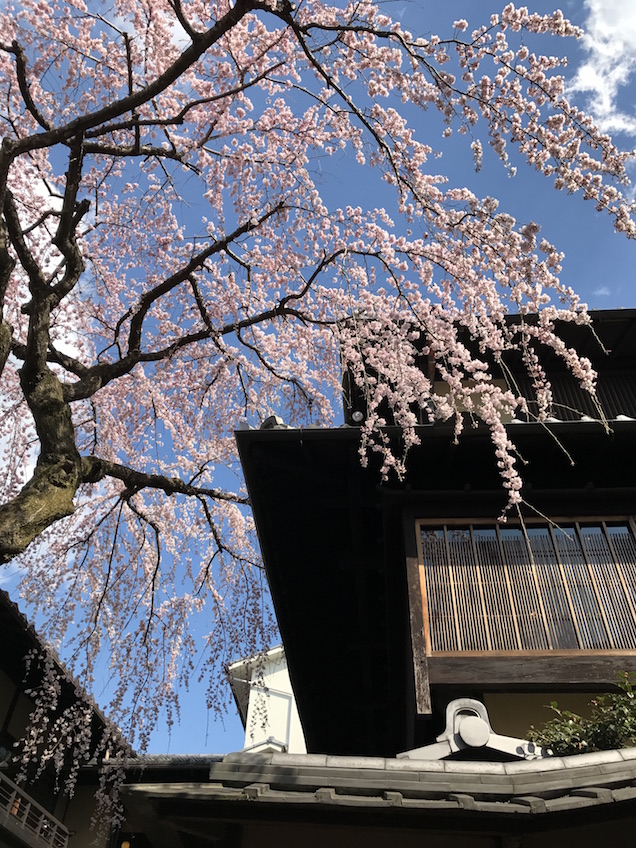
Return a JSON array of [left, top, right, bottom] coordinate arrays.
[[121, 747, 636, 816]]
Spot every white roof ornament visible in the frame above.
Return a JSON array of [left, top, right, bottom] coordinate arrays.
[[397, 698, 550, 761], [260, 414, 288, 430]]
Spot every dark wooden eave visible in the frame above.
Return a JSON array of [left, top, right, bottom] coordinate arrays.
[[0, 590, 118, 775]]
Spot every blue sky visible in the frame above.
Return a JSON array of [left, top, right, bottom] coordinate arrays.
[[148, 0, 636, 756]]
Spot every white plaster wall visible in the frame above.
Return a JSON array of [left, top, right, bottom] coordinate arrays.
[[242, 651, 306, 754]]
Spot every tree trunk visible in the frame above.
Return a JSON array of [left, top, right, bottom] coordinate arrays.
[[0, 368, 81, 564]]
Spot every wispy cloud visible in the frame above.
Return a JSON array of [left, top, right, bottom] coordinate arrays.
[[569, 1, 636, 136], [593, 285, 611, 296]]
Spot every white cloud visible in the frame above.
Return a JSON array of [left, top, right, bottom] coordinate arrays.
[[569, 1, 636, 136], [593, 285, 611, 296]]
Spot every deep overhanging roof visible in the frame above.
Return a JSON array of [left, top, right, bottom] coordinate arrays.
[[501, 308, 636, 370], [236, 419, 636, 757], [0, 589, 127, 755], [236, 308, 636, 756]]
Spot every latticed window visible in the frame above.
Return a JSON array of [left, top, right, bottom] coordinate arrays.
[[417, 520, 636, 654]]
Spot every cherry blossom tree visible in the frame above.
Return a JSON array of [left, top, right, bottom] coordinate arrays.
[[0, 0, 634, 750]]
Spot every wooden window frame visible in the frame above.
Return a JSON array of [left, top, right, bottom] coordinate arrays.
[[415, 517, 636, 657]]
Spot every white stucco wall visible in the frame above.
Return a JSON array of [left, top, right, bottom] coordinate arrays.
[[229, 647, 307, 754]]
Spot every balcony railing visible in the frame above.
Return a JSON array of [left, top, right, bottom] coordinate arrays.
[[0, 769, 69, 848]]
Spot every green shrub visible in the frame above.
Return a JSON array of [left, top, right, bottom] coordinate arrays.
[[528, 673, 636, 756]]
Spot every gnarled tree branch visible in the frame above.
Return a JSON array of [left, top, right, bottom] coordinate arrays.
[[81, 456, 249, 503]]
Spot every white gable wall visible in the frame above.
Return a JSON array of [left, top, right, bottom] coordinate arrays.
[[230, 647, 307, 754]]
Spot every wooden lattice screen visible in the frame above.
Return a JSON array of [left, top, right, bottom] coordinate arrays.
[[417, 520, 636, 654]]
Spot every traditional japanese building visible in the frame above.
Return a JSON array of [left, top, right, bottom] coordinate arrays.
[[235, 307, 636, 757], [0, 589, 123, 848]]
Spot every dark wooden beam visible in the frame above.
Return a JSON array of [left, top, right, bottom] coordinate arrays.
[[405, 556, 431, 714], [427, 653, 636, 686]]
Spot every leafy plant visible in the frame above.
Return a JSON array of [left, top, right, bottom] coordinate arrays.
[[528, 673, 636, 756]]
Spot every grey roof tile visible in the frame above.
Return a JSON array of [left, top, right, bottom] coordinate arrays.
[[545, 795, 599, 812], [326, 756, 386, 770], [127, 747, 636, 819], [611, 785, 636, 802], [504, 757, 565, 774], [385, 758, 445, 773], [571, 787, 614, 802], [449, 793, 477, 810], [315, 788, 337, 803], [271, 753, 327, 767], [244, 783, 270, 798], [598, 761, 636, 777], [399, 797, 462, 811], [513, 796, 548, 813], [444, 761, 506, 775], [222, 751, 273, 764], [562, 750, 623, 768]]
